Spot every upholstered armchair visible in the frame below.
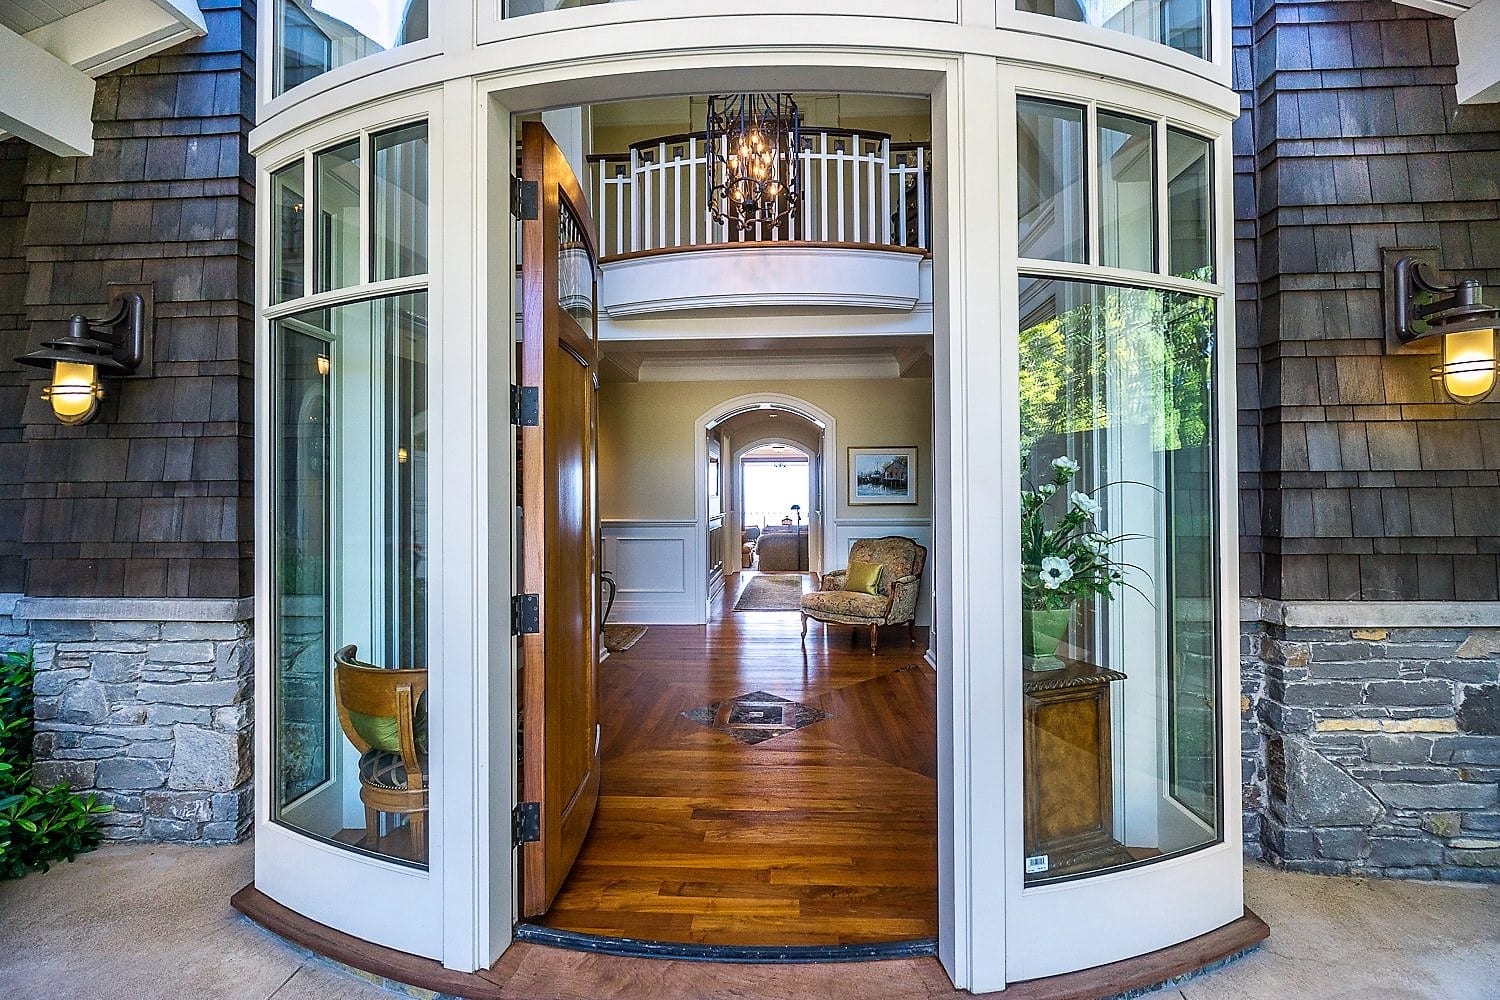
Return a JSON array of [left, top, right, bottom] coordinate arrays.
[[800, 536, 927, 653]]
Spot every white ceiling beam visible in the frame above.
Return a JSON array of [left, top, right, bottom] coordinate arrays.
[[1456, 0, 1500, 104], [0, 23, 96, 156], [25, 0, 207, 79], [1392, 0, 1474, 16]]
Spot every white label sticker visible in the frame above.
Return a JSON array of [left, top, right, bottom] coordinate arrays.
[[1025, 854, 1049, 874]]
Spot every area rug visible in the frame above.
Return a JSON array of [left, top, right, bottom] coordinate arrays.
[[681, 690, 829, 745], [602, 624, 647, 653], [732, 574, 805, 612]]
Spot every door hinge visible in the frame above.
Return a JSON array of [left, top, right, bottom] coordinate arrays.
[[512, 594, 540, 635], [511, 384, 539, 426], [512, 801, 541, 846], [511, 177, 539, 220]]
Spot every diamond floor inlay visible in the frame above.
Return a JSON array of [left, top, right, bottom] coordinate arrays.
[[681, 690, 829, 745]]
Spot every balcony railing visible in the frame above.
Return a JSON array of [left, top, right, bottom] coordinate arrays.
[[587, 129, 931, 259]]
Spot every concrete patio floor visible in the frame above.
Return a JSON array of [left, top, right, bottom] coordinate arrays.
[[0, 841, 1495, 999]]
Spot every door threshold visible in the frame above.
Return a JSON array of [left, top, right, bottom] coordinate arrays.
[[513, 923, 938, 963]]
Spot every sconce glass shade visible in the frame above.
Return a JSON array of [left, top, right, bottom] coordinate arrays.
[[1432, 328, 1498, 404], [42, 360, 104, 424]]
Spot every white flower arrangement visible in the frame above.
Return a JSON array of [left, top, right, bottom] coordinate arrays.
[[1021, 455, 1144, 611]]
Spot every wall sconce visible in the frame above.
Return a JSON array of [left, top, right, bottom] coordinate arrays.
[[1387, 253, 1500, 404], [15, 291, 150, 425]]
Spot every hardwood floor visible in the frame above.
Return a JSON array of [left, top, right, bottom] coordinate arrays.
[[535, 572, 938, 946]]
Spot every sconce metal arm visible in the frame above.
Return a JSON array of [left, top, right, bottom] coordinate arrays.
[[1393, 256, 1499, 344]]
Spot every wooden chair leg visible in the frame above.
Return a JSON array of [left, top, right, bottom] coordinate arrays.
[[800, 613, 808, 644], [410, 812, 427, 864], [364, 806, 380, 847], [869, 623, 879, 654], [908, 620, 917, 643]]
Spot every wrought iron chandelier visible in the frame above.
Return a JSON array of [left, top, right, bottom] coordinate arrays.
[[706, 93, 802, 234]]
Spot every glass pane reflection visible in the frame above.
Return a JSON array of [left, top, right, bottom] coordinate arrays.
[[1017, 276, 1220, 884], [316, 141, 361, 293], [1016, 0, 1207, 60], [275, 0, 429, 96], [273, 292, 431, 868], [1018, 98, 1087, 263], [1098, 113, 1155, 273], [271, 162, 305, 304], [1167, 128, 1213, 281]]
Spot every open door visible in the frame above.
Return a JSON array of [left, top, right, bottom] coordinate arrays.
[[517, 121, 601, 917]]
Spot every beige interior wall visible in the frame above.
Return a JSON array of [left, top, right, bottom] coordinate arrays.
[[599, 377, 933, 522]]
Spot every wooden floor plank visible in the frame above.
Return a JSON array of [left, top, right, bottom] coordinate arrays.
[[537, 572, 938, 945]]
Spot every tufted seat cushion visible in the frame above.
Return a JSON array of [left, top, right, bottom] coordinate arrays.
[[799, 590, 889, 621], [359, 748, 427, 791]]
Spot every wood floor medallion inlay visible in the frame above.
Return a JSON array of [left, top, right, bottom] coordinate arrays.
[[536, 572, 938, 947], [681, 690, 829, 745]]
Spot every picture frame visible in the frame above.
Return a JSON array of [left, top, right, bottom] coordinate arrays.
[[847, 446, 917, 505]]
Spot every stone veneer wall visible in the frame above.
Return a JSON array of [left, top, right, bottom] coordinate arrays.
[[0, 597, 252, 843], [1242, 606, 1499, 880]]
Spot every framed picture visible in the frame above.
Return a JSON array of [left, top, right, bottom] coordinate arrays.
[[848, 447, 917, 505]]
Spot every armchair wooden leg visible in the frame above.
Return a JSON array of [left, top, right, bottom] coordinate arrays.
[[869, 623, 879, 654], [908, 620, 917, 643], [364, 806, 380, 847], [800, 613, 808, 645], [410, 812, 427, 864]]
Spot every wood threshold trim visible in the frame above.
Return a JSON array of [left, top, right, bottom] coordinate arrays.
[[600, 240, 933, 264], [230, 884, 502, 1000], [233, 880, 1266, 1000], [1002, 908, 1270, 1000]]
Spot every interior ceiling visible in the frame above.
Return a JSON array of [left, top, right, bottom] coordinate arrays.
[[600, 334, 933, 383]]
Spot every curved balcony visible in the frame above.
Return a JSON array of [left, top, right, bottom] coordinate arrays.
[[587, 128, 931, 321]]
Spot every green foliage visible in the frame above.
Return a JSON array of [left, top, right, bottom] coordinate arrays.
[[1020, 457, 1147, 612], [0, 649, 111, 881], [1017, 281, 1215, 460]]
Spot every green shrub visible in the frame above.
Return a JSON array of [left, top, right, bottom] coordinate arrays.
[[0, 649, 112, 880]]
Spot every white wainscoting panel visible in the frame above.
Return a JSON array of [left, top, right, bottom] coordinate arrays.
[[602, 519, 701, 625], [831, 518, 934, 625]]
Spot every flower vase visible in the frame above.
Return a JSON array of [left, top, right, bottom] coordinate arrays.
[[1021, 606, 1072, 670]]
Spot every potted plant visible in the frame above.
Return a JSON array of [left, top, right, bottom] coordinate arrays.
[[1020, 456, 1141, 669]]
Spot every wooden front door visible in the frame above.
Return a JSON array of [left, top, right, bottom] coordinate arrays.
[[518, 121, 601, 917]]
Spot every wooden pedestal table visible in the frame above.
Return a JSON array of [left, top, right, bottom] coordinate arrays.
[[1022, 659, 1131, 881]]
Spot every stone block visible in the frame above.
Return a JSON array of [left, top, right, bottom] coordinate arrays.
[[145, 705, 213, 726], [31, 759, 97, 790], [1431, 737, 1500, 766], [200, 821, 245, 843], [167, 724, 248, 792], [1464, 813, 1500, 833], [27, 621, 95, 642], [59, 681, 109, 725], [1364, 680, 1455, 707], [1366, 734, 1432, 764], [144, 817, 199, 841], [162, 622, 247, 641], [95, 757, 169, 790], [1423, 812, 1462, 838], [94, 622, 161, 641], [1315, 828, 1369, 860], [1282, 681, 1364, 707], [1457, 685, 1500, 736], [137, 680, 244, 707], [147, 642, 215, 665], [1425, 661, 1499, 685], [1456, 631, 1500, 659], [1435, 867, 1500, 883], [32, 667, 89, 697], [1368, 836, 1443, 867], [90, 651, 146, 683], [144, 790, 212, 822], [1277, 740, 1385, 826], [1446, 846, 1500, 867], [1370, 782, 1498, 810], [211, 786, 252, 823]]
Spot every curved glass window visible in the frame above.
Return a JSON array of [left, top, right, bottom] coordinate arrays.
[[275, 0, 429, 96], [272, 291, 431, 867], [1017, 277, 1219, 884], [1016, 0, 1207, 61]]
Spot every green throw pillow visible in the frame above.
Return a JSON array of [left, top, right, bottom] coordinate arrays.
[[844, 560, 885, 596], [350, 691, 429, 755]]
